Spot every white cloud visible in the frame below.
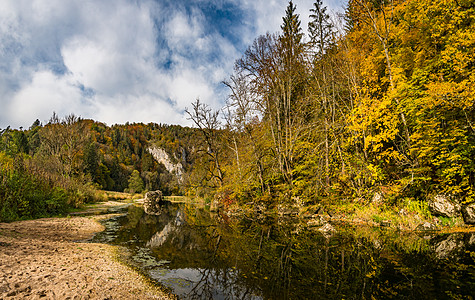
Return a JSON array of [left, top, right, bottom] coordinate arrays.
[[0, 0, 347, 129], [240, 0, 346, 42], [92, 93, 185, 126], [7, 70, 84, 126]]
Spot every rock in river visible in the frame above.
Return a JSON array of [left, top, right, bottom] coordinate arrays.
[[144, 190, 165, 215]]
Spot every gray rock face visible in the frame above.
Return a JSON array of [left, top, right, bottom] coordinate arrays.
[[415, 222, 438, 232], [147, 146, 184, 180], [428, 194, 461, 218], [144, 190, 164, 215], [461, 203, 475, 224]]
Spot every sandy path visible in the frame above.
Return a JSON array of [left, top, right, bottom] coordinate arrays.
[[0, 215, 172, 299]]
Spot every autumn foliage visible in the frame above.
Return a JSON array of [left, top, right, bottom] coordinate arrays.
[[213, 0, 474, 207], [1, 0, 473, 221]]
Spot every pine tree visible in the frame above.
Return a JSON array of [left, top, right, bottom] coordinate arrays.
[[83, 142, 98, 181], [281, 1, 304, 62], [308, 0, 334, 58]]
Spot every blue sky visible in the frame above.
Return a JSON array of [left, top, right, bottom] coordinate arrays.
[[0, 0, 346, 129]]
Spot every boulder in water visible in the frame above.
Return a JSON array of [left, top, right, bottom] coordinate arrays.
[[144, 190, 164, 215]]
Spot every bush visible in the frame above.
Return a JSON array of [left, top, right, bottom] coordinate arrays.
[[0, 153, 70, 221], [404, 198, 432, 219]]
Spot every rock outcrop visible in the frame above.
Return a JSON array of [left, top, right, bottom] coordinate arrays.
[[428, 194, 461, 218], [415, 222, 438, 232], [147, 146, 184, 180], [144, 190, 165, 215], [461, 203, 475, 224]]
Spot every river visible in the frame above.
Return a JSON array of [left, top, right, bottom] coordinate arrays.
[[91, 202, 475, 299]]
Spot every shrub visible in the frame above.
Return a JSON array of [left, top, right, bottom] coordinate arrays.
[[0, 153, 71, 221]]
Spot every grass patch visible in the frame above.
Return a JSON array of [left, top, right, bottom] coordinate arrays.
[[95, 190, 138, 202], [326, 197, 438, 231], [403, 198, 431, 219]]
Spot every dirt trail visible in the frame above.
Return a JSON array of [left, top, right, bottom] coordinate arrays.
[[0, 213, 172, 299]]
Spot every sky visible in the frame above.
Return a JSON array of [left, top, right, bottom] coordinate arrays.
[[0, 0, 346, 129]]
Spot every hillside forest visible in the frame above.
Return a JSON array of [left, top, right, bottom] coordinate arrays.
[[0, 117, 202, 221], [1, 0, 474, 222]]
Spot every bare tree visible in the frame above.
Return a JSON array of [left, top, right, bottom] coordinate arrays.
[[224, 70, 268, 193], [186, 99, 224, 188]]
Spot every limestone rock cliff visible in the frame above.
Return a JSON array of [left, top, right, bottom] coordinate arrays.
[[147, 146, 184, 179]]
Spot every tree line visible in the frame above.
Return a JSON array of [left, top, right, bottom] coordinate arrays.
[[0, 115, 200, 221], [1, 0, 473, 220], [188, 0, 474, 209]]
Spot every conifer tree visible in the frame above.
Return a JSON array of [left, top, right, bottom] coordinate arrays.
[[281, 1, 303, 57], [308, 0, 334, 58]]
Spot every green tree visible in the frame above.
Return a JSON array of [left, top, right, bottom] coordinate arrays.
[[12, 131, 29, 154], [275, 1, 308, 187], [281, 1, 304, 56], [128, 170, 144, 194], [27, 119, 42, 153], [83, 141, 98, 180]]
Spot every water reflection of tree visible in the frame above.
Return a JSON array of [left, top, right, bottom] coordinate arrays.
[[213, 219, 475, 299], [115, 205, 475, 299], [201, 217, 376, 299], [179, 267, 260, 300]]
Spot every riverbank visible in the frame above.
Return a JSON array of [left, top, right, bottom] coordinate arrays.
[[84, 199, 475, 299], [0, 212, 172, 299], [220, 200, 475, 233]]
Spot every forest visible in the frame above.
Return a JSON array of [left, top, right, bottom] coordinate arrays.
[[1, 0, 474, 222], [196, 0, 475, 211], [0, 116, 202, 221]]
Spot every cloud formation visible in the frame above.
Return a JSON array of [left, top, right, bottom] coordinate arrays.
[[0, 0, 346, 128]]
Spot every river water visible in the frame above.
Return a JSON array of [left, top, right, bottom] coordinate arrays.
[[92, 203, 475, 299]]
